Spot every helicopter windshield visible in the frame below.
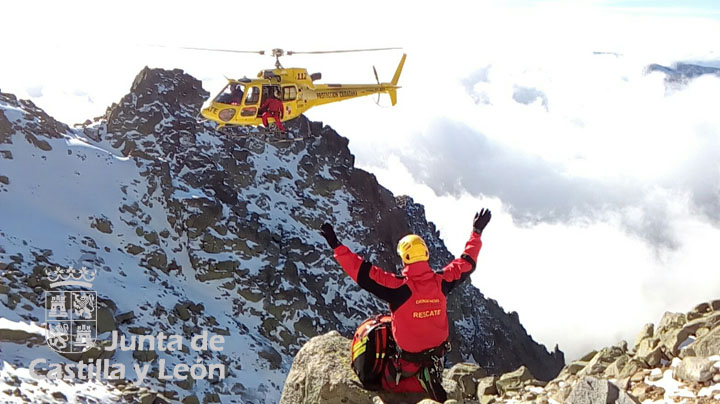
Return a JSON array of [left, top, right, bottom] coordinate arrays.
[[214, 83, 245, 105]]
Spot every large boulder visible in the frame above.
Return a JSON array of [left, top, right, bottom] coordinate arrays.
[[682, 325, 720, 358], [280, 331, 430, 404], [280, 331, 376, 404], [659, 314, 719, 358], [495, 366, 535, 395], [656, 312, 686, 336], [634, 338, 663, 367], [603, 354, 630, 379], [567, 377, 638, 404], [444, 363, 486, 399], [674, 357, 716, 383], [476, 376, 498, 397], [579, 344, 626, 377], [616, 358, 647, 380], [633, 323, 654, 351]]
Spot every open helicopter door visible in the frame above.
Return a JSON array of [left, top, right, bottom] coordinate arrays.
[[258, 85, 282, 117], [256, 84, 298, 120]]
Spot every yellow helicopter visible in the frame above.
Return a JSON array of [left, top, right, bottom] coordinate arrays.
[[192, 47, 406, 128]]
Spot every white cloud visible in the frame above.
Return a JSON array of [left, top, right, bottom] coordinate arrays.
[[366, 157, 720, 360], [346, 6, 720, 360]]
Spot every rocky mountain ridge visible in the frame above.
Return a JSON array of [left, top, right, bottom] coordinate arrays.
[[0, 67, 561, 403]]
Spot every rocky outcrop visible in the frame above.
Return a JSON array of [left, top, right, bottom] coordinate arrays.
[[497, 300, 720, 404], [0, 327, 44, 345], [566, 377, 638, 404], [675, 357, 716, 383], [280, 332, 424, 404], [282, 300, 720, 404], [0, 91, 68, 146], [280, 331, 490, 404]]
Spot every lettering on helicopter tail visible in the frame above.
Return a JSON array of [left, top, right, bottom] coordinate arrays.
[[316, 90, 358, 99]]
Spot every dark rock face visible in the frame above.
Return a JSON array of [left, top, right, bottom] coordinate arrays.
[[0, 67, 563, 402], [0, 91, 68, 147], [105, 67, 209, 159]]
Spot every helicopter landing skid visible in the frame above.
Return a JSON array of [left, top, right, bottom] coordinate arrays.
[[219, 126, 306, 145]]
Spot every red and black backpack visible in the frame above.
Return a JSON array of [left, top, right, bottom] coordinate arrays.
[[350, 314, 394, 390]]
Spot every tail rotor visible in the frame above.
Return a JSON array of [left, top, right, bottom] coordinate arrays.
[[373, 66, 381, 105]]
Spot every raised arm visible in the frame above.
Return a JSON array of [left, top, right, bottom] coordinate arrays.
[[320, 224, 410, 309], [439, 209, 491, 295]]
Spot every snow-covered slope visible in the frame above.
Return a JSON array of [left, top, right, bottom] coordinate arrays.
[[0, 68, 563, 403]]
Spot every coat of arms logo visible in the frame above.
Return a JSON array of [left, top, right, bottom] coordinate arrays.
[[45, 266, 97, 353]]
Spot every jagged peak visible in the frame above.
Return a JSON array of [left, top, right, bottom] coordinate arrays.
[[130, 66, 208, 100], [102, 67, 207, 127], [0, 90, 70, 144]]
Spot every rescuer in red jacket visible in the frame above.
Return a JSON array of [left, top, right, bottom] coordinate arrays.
[[258, 90, 286, 133], [320, 209, 491, 401]]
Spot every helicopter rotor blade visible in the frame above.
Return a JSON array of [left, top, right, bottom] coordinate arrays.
[[154, 45, 266, 55], [287, 47, 402, 55]]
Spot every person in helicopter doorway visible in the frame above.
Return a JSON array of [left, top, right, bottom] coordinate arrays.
[[258, 88, 287, 133], [319, 209, 491, 402]]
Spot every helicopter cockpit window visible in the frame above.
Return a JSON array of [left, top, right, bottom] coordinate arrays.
[[216, 84, 245, 105], [245, 86, 260, 105], [282, 86, 297, 101]]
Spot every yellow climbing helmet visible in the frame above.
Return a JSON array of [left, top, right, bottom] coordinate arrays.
[[396, 234, 429, 265]]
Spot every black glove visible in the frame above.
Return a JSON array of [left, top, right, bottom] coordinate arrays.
[[473, 208, 492, 234], [320, 223, 340, 249]]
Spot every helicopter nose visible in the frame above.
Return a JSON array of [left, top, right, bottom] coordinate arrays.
[[200, 107, 215, 120]]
